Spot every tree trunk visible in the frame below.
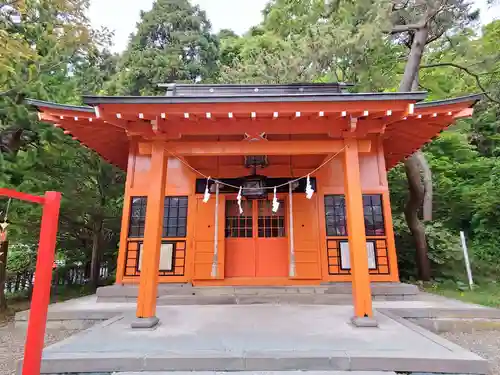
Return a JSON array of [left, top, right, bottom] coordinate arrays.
[[399, 26, 432, 281], [89, 220, 103, 292], [416, 151, 433, 222], [0, 241, 8, 312]]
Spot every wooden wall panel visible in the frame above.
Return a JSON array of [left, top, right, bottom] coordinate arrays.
[[192, 196, 225, 280], [292, 195, 321, 279]]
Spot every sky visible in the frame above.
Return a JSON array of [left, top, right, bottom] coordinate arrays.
[[88, 0, 500, 53]]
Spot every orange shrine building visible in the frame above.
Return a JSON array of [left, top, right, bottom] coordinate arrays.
[[28, 83, 480, 327]]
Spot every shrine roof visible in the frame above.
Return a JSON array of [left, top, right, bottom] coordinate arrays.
[[82, 91, 427, 105], [26, 86, 481, 172]]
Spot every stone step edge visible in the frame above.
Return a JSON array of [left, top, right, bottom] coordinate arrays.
[[112, 372, 398, 375], [25, 353, 488, 375]]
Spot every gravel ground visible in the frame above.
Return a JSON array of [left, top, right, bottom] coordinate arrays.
[[441, 330, 500, 375], [0, 319, 84, 375]]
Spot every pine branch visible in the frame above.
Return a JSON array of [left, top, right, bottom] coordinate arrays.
[[420, 62, 500, 104], [390, 22, 426, 34]]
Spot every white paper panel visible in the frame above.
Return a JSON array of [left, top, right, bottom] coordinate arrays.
[[366, 241, 376, 270], [138, 243, 174, 272], [339, 241, 377, 270], [340, 242, 351, 269]]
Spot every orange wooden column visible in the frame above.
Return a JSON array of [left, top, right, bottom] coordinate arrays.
[[343, 138, 377, 327], [133, 141, 168, 328], [115, 140, 137, 284]]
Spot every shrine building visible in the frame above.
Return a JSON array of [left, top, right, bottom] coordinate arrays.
[[27, 83, 480, 327]]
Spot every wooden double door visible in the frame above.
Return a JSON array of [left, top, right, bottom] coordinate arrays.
[[224, 199, 289, 278]]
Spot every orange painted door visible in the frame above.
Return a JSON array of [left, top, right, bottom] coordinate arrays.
[[224, 199, 288, 278], [255, 200, 288, 277], [225, 200, 255, 277]]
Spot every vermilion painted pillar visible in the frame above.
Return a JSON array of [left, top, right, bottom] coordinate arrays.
[[133, 141, 168, 328], [343, 138, 377, 327], [22, 191, 61, 375], [115, 140, 137, 284]]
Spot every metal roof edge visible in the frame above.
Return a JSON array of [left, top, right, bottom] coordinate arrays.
[[157, 82, 355, 88], [25, 98, 96, 113], [415, 93, 483, 108], [82, 91, 428, 105]]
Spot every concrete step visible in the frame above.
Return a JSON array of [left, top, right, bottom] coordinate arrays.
[[409, 317, 500, 333], [97, 283, 419, 303], [113, 372, 397, 375], [156, 293, 354, 305]]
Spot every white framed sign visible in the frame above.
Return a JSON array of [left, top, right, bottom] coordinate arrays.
[[340, 240, 377, 270], [138, 242, 174, 272]]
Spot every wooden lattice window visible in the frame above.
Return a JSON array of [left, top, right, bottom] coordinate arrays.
[[225, 200, 253, 238], [162, 197, 188, 238], [362, 195, 385, 236], [258, 200, 285, 238], [324, 195, 347, 236], [324, 194, 385, 237], [128, 197, 147, 238]]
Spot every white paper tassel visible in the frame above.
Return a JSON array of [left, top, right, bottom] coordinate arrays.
[[272, 187, 280, 213], [305, 174, 314, 199], [237, 186, 243, 214], [203, 177, 211, 203]]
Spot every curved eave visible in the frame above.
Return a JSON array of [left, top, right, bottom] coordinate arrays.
[[26, 98, 95, 113], [384, 94, 482, 170], [26, 98, 128, 170]]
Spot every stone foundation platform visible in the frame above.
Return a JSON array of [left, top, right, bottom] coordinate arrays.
[[96, 282, 420, 304], [17, 305, 489, 374]]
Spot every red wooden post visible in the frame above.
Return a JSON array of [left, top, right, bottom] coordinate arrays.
[[22, 191, 61, 375]]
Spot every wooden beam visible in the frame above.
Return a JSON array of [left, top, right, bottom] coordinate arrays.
[[156, 118, 346, 137], [138, 139, 371, 156]]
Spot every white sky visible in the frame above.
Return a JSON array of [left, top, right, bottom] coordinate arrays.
[[88, 0, 500, 53]]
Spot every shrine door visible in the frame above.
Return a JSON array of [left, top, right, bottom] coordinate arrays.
[[224, 199, 288, 278]]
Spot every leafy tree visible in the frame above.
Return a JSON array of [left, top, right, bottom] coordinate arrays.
[[110, 0, 220, 95], [0, 0, 123, 307]]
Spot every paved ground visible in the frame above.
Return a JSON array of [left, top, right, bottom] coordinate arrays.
[[0, 319, 88, 375], [38, 305, 486, 374], [6, 292, 499, 375], [442, 330, 500, 375]]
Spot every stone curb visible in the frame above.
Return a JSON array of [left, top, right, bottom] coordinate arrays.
[[28, 350, 489, 374]]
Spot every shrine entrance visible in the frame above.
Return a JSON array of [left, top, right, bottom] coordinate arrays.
[[225, 198, 288, 278]]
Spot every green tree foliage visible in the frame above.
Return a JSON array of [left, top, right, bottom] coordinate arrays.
[[220, 0, 500, 283], [109, 0, 220, 95], [0, 0, 124, 305], [2, 0, 500, 293]]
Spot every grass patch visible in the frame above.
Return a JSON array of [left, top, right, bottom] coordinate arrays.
[[423, 281, 500, 308]]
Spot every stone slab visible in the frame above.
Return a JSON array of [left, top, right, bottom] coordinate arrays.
[[351, 316, 379, 327], [130, 316, 159, 329], [96, 282, 419, 303], [114, 372, 397, 375], [32, 305, 488, 374]]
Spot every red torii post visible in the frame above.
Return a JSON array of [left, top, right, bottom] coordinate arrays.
[[0, 188, 61, 375]]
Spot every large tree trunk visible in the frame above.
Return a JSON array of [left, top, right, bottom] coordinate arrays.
[[399, 26, 432, 281], [417, 151, 433, 222], [89, 220, 103, 292], [0, 241, 8, 312]]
